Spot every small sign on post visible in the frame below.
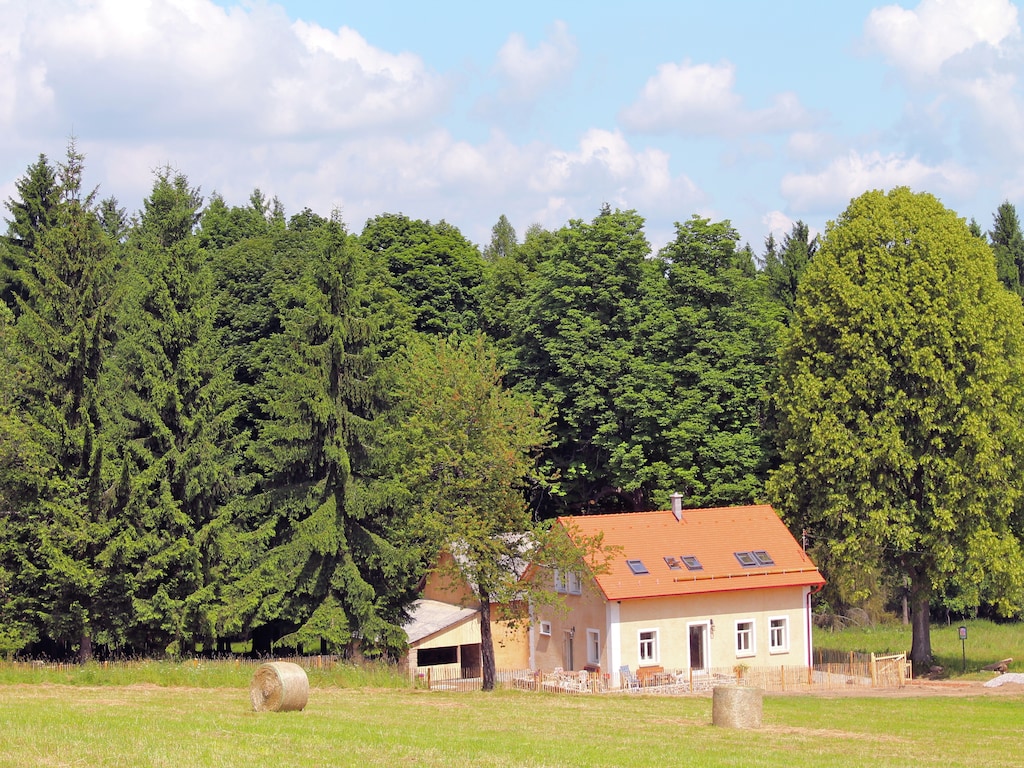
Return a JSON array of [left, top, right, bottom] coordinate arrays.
[[959, 625, 967, 674]]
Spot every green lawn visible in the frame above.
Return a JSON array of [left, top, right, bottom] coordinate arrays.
[[0, 683, 1021, 768], [2, 621, 1023, 767], [813, 619, 1024, 677]]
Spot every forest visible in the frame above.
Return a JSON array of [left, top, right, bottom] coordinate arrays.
[[2, 142, 1024, 664]]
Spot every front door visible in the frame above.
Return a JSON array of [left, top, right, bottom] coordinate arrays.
[[688, 622, 709, 672], [563, 630, 575, 671]]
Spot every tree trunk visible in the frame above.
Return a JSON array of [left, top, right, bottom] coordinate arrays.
[[79, 632, 93, 663], [478, 591, 496, 692], [909, 577, 932, 669]]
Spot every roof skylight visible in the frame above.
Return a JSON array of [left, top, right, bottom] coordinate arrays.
[[681, 555, 703, 571], [734, 551, 758, 567], [626, 559, 649, 575], [752, 550, 774, 566]]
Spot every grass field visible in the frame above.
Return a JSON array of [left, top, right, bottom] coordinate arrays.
[[1, 682, 1021, 768], [2, 620, 1023, 767], [813, 618, 1024, 677]]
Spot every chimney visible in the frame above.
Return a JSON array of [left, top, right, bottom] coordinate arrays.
[[670, 492, 684, 522]]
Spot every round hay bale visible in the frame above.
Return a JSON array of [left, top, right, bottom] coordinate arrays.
[[250, 662, 309, 712], [712, 685, 762, 729]]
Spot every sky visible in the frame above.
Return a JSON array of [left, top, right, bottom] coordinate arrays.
[[2, 0, 1023, 253]]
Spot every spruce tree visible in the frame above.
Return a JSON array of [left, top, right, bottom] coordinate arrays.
[[220, 217, 418, 656], [108, 168, 239, 654]]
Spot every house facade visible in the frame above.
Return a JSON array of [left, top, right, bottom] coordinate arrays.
[[402, 552, 529, 680], [531, 499, 825, 688]]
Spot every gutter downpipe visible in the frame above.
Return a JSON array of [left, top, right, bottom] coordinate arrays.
[[805, 582, 825, 668]]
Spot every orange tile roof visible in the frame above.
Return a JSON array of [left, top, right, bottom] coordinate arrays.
[[558, 505, 824, 602]]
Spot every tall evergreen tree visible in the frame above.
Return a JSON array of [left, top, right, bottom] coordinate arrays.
[[989, 201, 1024, 295], [219, 217, 419, 656], [108, 168, 239, 654], [0, 144, 118, 659], [763, 220, 818, 314]]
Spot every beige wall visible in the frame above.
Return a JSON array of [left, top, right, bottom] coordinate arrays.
[[531, 577, 811, 687], [532, 573, 609, 675], [422, 553, 479, 607], [616, 586, 810, 676]]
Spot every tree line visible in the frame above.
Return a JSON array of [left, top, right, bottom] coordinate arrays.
[[2, 143, 1023, 666]]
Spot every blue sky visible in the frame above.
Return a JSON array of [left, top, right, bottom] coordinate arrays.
[[3, 0, 1023, 252]]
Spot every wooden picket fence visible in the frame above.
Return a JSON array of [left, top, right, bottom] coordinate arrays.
[[421, 652, 910, 694]]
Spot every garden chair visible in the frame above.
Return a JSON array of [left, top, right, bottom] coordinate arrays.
[[619, 665, 641, 691]]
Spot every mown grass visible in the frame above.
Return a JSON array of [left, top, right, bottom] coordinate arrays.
[[0, 658, 410, 689], [0, 683, 1021, 768], [813, 619, 1024, 677], [2, 622, 1022, 766]]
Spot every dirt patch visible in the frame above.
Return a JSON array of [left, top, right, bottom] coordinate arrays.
[[773, 679, 1024, 698]]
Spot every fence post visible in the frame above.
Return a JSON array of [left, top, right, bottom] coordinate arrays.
[[780, 665, 785, 692], [427, 668, 431, 690], [870, 653, 877, 687]]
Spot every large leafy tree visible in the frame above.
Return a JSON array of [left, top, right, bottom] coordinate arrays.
[[624, 216, 783, 507], [511, 207, 648, 515], [770, 187, 1024, 667], [359, 213, 485, 336], [379, 333, 562, 690]]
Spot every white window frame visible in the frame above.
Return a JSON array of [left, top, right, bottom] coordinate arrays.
[[586, 629, 601, 665], [566, 571, 582, 595], [769, 616, 789, 654], [539, 620, 552, 636], [553, 569, 565, 593], [638, 628, 659, 664], [735, 619, 755, 658]]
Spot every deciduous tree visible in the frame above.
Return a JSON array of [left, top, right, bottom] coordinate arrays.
[[770, 188, 1024, 667]]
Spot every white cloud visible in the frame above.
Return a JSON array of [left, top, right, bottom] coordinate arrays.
[[530, 129, 703, 217], [0, 0, 450, 142], [493, 20, 577, 102], [864, 0, 1019, 78], [762, 210, 796, 244], [780, 150, 976, 212], [619, 59, 812, 136], [474, 20, 578, 124]]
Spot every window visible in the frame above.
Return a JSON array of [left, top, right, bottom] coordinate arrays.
[[681, 555, 703, 571], [735, 550, 774, 567], [734, 551, 758, 567], [626, 559, 649, 575], [769, 617, 789, 653], [664, 556, 682, 570], [554, 569, 582, 594], [735, 620, 755, 657], [587, 629, 601, 665], [539, 621, 552, 636], [752, 550, 775, 566], [638, 629, 658, 663], [417, 646, 457, 666]]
